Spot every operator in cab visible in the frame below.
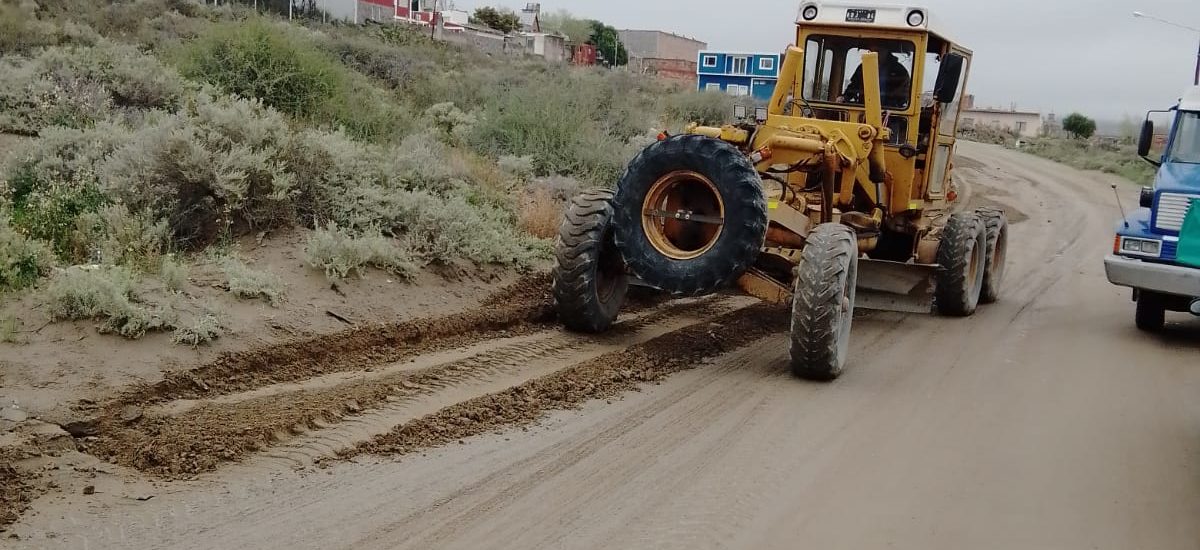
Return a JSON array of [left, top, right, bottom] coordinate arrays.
[[839, 46, 912, 108]]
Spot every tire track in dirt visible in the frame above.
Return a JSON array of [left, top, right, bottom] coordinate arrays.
[[338, 304, 789, 460], [235, 297, 755, 472], [81, 296, 744, 477], [111, 275, 559, 407]]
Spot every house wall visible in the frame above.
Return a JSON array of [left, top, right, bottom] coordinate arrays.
[[316, 0, 385, 23], [619, 30, 662, 59], [697, 52, 780, 79], [618, 30, 707, 62], [356, 0, 392, 23], [962, 110, 1043, 138], [632, 58, 697, 85], [543, 34, 566, 63], [441, 29, 528, 57], [698, 74, 777, 101], [654, 33, 707, 62]]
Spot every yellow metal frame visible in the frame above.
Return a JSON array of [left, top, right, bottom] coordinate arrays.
[[684, 21, 972, 305]]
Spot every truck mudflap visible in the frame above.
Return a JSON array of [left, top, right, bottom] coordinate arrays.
[[1105, 254, 1200, 298], [854, 259, 938, 314]]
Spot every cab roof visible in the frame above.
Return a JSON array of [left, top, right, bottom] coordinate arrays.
[[797, 2, 971, 54], [1181, 87, 1200, 112]]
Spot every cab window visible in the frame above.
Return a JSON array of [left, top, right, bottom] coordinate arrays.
[[802, 35, 916, 111]]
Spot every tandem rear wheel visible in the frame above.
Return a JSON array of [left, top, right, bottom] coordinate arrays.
[[552, 190, 629, 333]]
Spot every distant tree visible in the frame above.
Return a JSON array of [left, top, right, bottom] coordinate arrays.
[[470, 6, 521, 34], [1062, 112, 1097, 139], [541, 9, 593, 44], [589, 21, 627, 66]]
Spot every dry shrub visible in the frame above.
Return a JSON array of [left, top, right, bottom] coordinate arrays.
[[304, 223, 419, 280], [171, 313, 221, 347], [45, 266, 174, 338], [158, 256, 189, 291], [0, 315, 18, 343], [220, 257, 284, 306], [518, 187, 564, 239], [0, 40, 188, 135], [100, 92, 295, 248], [0, 215, 55, 292]]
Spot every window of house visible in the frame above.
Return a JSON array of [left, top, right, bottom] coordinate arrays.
[[1015, 121, 1027, 134], [702, 55, 718, 68], [726, 84, 749, 97], [705, 83, 722, 92], [731, 57, 749, 75], [759, 57, 775, 72]]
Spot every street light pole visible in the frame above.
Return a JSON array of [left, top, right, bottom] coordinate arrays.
[[1133, 10, 1200, 86]]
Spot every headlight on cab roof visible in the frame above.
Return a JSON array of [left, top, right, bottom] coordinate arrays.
[[1120, 237, 1162, 257]]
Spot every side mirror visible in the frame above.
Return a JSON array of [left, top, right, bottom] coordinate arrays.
[[933, 53, 965, 104], [1140, 186, 1155, 208], [1138, 120, 1154, 157]]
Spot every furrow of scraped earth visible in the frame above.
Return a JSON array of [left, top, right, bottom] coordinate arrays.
[[51, 276, 768, 481]]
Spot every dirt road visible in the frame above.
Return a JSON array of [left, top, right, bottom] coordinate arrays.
[[9, 142, 1200, 549]]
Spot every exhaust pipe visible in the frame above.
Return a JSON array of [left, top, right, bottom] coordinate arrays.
[[1191, 299, 1200, 316]]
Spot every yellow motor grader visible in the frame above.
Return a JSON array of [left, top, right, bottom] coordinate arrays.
[[551, 3, 1008, 380]]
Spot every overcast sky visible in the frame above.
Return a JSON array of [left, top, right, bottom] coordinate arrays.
[[453, 0, 1200, 121]]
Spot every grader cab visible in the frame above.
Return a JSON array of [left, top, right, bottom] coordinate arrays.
[[551, 3, 1009, 380]]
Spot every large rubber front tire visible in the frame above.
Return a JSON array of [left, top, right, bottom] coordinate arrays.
[[790, 223, 859, 381], [552, 190, 629, 333], [978, 208, 1009, 304], [612, 134, 767, 296], [1135, 292, 1166, 333], [935, 212, 986, 317]]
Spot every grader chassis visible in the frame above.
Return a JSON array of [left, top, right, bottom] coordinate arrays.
[[552, 3, 1009, 380]]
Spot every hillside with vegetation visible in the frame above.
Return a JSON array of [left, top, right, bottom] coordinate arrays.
[[960, 115, 1157, 185], [0, 0, 738, 346]]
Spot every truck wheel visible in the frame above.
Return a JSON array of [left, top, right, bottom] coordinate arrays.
[[790, 223, 859, 381], [978, 209, 1009, 304], [612, 134, 767, 296], [552, 190, 629, 333], [935, 212, 986, 317], [1135, 292, 1166, 332]]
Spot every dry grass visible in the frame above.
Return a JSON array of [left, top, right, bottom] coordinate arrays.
[[518, 188, 564, 240]]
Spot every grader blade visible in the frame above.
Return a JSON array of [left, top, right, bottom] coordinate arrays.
[[854, 259, 938, 314]]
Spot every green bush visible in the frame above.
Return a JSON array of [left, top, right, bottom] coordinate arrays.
[[1014, 137, 1156, 185], [220, 257, 284, 305], [663, 91, 735, 126], [304, 223, 419, 280], [175, 18, 408, 141], [468, 71, 632, 185], [0, 216, 54, 292], [45, 266, 173, 338], [72, 205, 171, 271], [8, 167, 108, 261]]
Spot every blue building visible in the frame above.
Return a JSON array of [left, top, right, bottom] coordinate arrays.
[[696, 51, 781, 101]]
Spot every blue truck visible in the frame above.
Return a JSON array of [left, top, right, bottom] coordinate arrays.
[[1105, 87, 1200, 331]]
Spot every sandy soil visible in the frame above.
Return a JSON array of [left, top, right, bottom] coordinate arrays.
[[4, 142, 1200, 549], [0, 229, 517, 418]]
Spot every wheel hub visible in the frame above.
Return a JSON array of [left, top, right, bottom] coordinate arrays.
[[641, 171, 725, 260]]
